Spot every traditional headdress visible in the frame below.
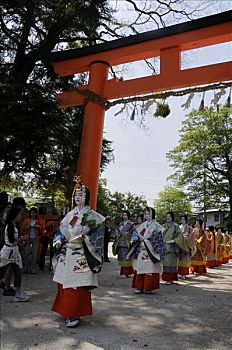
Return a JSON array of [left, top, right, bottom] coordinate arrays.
[[73, 176, 86, 191], [72, 176, 86, 208]]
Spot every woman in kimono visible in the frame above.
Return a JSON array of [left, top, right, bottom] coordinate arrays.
[[127, 207, 165, 294], [191, 219, 209, 274], [206, 226, 220, 267], [178, 215, 196, 279], [52, 177, 105, 327], [223, 231, 231, 264], [21, 207, 45, 274], [162, 212, 182, 284], [215, 228, 224, 266], [229, 232, 232, 260], [113, 210, 134, 278]]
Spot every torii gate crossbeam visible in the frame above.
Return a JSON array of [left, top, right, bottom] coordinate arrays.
[[45, 10, 232, 209]]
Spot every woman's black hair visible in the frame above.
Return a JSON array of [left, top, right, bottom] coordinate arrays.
[[122, 210, 130, 219], [84, 187, 90, 206], [180, 214, 188, 223], [145, 207, 156, 219], [137, 214, 144, 222], [6, 206, 22, 225], [5, 207, 22, 244], [167, 211, 175, 221], [12, 197, 26, 209], [208, 226, 216, 253], [29, 207, 38, 217], [0, 191, 8, 212]]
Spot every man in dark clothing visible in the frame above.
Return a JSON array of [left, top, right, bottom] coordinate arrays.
[[0, 192, 8, 250]]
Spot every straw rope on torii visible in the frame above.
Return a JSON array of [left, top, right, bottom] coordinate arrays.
[[57, 81, 232, 111]]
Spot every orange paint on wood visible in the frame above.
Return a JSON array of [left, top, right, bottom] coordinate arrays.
[[58, 60, 232, 107], [53, 22, 232, 76], [77, 62, 109, 209], [103, 61, 232, 100], [160, 46, 180, 75]]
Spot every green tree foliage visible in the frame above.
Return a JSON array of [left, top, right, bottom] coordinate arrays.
[[167, 106, 232, 228], [0, 1, 113, 197], [53, 187, 69, 214], [97, 178, 112, 217], [154, 186, 192, 224], [110, 191, 147, 226], [97, 179, 147, 229]]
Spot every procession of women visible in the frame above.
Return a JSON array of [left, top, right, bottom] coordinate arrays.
[[1, 179, 231, 329], [49, 178, 232, 328]]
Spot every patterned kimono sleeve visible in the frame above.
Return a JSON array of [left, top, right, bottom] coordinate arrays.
[[148, 230, 166, 260], [174, 225, 190, 258], [83, 227, 105, 273], [174, 224, 182, 239], [87, 227, 105, 258], [115, 226, 120, 236], [53, 228, 67, 255], [131, 227, 140, 241], [126, 240, 141, 260]]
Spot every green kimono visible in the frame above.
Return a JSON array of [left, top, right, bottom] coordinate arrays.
[[163, 223, 181, 274]]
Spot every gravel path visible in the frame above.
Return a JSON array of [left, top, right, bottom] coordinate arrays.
[[1, 248, 231, 350]]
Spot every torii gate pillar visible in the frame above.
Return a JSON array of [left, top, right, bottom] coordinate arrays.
[[77, 61, 109, 209]]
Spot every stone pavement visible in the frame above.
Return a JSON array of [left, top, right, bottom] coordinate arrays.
[[0, 248, 232, 350]]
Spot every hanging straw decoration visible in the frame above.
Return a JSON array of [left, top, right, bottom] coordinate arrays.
[[181, 92, 195, 110], [130, 106, 136, 120], [225, 86, 231, 107], [199, 91, 205, 111], [211, 88, 226, 106]]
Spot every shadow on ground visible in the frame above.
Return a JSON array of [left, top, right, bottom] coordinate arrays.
[[1, 255, 232, 350]]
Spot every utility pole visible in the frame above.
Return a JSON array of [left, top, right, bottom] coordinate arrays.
[[203, 159, 207, 229]]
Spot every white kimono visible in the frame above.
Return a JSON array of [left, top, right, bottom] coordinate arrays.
[[133, 220, 164, 274], [53, 206, 105, 289]]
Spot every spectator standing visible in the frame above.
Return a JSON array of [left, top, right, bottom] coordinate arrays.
[[39, 220, 59, 271], [0, 206, 30, 301], [0, 192, 8, 250], [21, 207, 44, 274]]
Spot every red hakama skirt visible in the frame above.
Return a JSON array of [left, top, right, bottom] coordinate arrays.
[[190, 265, 207, 274], [178, 266, 189, 276], [162, 272, 178, 282], [132, 271, 160, 291], [120, 266, 134, 277], [52, 283, 92, 318]]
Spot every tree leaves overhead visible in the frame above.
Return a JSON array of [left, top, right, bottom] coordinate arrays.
[[0, 0, 113, 196]]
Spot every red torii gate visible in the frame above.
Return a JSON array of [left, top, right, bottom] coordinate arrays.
[[46, 10, 232, 209]]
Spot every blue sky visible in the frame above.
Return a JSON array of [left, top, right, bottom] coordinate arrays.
[[102, 2, 232, 205]]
